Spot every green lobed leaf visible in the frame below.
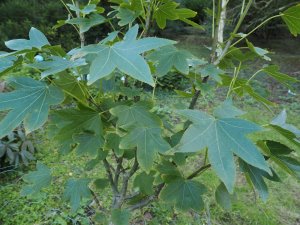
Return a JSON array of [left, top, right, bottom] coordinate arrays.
[[116, 7, 139, 26], [213, 99, 245, 119], [215, 182, 232, 210], [50, 106, 103, 154], [21, 162, 52, 196], [120, 125, 171, 172], [246, 40, 271, 61], [5, 27, 50, 51], [159, 178, 207, 211], [75, 25, 175, 86], [133, 172, 155, 195], [66, 14, 106, 33], [200, 64, 224, 83], [110, 101, 156, 130], [111, 102, 170, 171], [281, 4, 300, 37], [0, 77, 64, 138], [63, 178, 92, 212], [73, 132, 104, 157], [175, 109, 270, 192], [0, 54, 17, 74], [262, 65, 298, 87], [111, 209, 130, 225], [147, 45, 193, 77], [53, 73, 89, 105], [153, 0, 179, 29], [239, 159, 269, 201], [67, 3, 97, 15]]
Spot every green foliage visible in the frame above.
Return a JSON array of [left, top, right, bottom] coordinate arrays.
[[159, 178, 207, 211], [282, 4, 300, 36], [175, 105, 270, 192], [63, 178, 92, 212], [0, 1, 300, 224], [21, 162, 52, 195], [0, 77, 64, 138]]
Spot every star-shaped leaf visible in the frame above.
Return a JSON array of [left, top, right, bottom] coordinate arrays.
[[148, 45, 193, 76], [21, 162, 52, 196], [0, 77, 64, 138], [110, 101, 156, 130], [53, 73, 88, 105], [50, 106, 103, 154], [159, 178, 207, 211], [281, 4, 300, 37], [63, 178, 91, 212], [175, 109, 270, 192], [153, 0, 179, 29], [5, 27, 50, 51], [66, 14, 106, 33], [120, 126, 171, 171], [28, 56, 86, 78], [80, 24, 175, 86], [116, 8, 139, 26], [200, 64, 224, 83], [67, 3, 97, 15], [73, 132, 104, 157], [111, 101, 170, 171]]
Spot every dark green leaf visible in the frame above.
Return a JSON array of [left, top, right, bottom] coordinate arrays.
[[21, 162, 52, 196], [281, 4, 300, 36], [73, 132, 104, 157], [111, 209, 130, 225], [63, 178, 91, 212], [51, 106, 103, 154], [239, 159, 269, 201], [215, 182, 232, 210], [159, 179, 206, 211], [133, 172, 154, 195], [200, 64, 224, 83]]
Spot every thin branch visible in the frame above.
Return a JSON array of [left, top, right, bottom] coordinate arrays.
[[103, 159, 118, 194], [127, 196, 155, 211], [187, 164, 211, 180], [114, 156, 124, 191]]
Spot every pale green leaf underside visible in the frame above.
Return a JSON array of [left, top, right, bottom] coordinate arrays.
[[28, 56, 86, 78], [5, 27, 50, 51], [84, 25, 175, 86], [0, 77, 64, 138], [175, 110, 270, 192]]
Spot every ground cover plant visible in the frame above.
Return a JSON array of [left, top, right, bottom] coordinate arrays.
[[0, 0, 300, 224]]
